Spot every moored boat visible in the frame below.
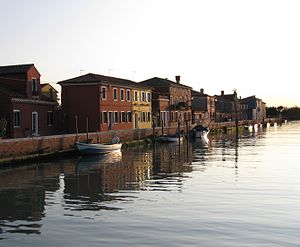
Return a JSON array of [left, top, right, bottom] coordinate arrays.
[[192, 125, 210, 139], [76, 142, 122, 155]]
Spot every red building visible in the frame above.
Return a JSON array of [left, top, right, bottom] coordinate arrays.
[[59, 73, 146, 134], [0, 64, 58, 138]]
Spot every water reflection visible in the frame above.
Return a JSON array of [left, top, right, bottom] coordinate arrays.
[[0, 127, 272, 239], [0, 142, 194, 237]]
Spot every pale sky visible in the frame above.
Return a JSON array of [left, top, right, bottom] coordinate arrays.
[[1, 0, 300, 107]]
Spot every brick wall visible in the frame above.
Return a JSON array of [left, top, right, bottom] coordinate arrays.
[[0, 126, 178, 160]]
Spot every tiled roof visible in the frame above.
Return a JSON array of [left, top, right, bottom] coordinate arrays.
[[0, 64, 34, 75], [58, 73, 152, 90], [0, 86, 26, 98], [139, 77, 192, 89]]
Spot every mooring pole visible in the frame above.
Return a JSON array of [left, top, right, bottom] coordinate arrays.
[[75, 115, 78, 142], [86, 117, 89, 142]]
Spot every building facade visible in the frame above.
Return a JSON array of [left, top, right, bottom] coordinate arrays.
[[59, 73, 152, 134], [140, 76, 192, 127], [191, 88, 216, 125], [241, 96, 266, 121], [0, 64, 58, 138], [132, 87, 152, 129]]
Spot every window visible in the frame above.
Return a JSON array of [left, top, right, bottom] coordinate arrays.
[[127, 111, 132, 122], [134, 91, 138, 101], [101, 86, 107, 100], [47, 111, 53, 126], [126, 89, 131, 101], [121, 111, 126, 122], [142, 112, 146, 122], [32, 78, 38, 92], [102, 111, 108, 123], [147, 92, 151, 102], [147, 112, 151, 122], [114, 111, 119, 123], [142, 91, 146, 101], [170, 96, 173, 105], [113, 88, 118, 101], [13, 110, 20, 127], [120, 89, 125, 101]]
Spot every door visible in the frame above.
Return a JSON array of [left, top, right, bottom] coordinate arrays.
[[32, 112, 38, 136], [135, 113, 139, 129]]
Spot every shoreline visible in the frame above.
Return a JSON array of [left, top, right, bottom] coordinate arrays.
[[0, 118, 281, 167]]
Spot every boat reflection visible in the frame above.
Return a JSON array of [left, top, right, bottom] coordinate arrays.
[[0, 142, 194, 237], [76, 150, 122, 172]]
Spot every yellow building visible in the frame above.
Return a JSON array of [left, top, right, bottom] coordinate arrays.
[[41, 83, 59, 105], [132, 86, 152, 129]]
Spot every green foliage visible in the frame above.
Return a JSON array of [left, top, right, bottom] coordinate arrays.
[[283, 107, 300, 120], [266, 107, 278, 117], [267, 106, 300, 120]]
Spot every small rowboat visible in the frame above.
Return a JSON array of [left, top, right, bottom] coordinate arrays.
[[76, 142, 122, 155]]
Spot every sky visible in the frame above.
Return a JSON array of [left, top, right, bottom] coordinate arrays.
[[1, 0, 300, 107]]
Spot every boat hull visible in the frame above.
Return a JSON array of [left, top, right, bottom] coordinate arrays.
[[76, 142, 122, 155]]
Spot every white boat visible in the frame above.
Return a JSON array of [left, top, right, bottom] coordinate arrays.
[[76, 142, 122, 155], [193, 125, 210, 139], [157, 135, 183, 143], [244, 125, 253, 131]]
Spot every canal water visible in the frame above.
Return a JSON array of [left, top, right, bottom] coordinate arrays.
[[0, 121, 300, 246]]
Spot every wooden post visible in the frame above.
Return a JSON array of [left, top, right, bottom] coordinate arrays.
[[86, 117, 89, 142], [152, 119, 155, 141], [178, 119, 181, 145], [75, 115, 78, 142]]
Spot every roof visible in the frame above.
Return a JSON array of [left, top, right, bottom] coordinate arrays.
[[215, 93, 236, 102], [192, 90, 210, 97], [0, 64, 35, 75], [0, 86, 26, 98], [241, 95, 262, 102], [41, 83, 59, 93], [139, 77, 192, 89], [58, 73, 152, 90]]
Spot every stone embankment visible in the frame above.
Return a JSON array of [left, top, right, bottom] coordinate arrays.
[[0, 118, 279, 166]]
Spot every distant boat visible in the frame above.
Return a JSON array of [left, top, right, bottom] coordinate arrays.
[[244, 125, 253, 131], [193, 125, 210, 139], [157, 135, 183, 143], [262, 122, 271, 128], [76, 142, 122, 155]]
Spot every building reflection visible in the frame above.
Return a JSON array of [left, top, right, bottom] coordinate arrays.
[[0, 142, 194, 236], [0, 159, 76, 235]]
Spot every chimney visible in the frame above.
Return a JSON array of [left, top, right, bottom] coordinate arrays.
[[175, 75, 180, 84], [200, 88, 204, 94], [221, 90, 224, 96]]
